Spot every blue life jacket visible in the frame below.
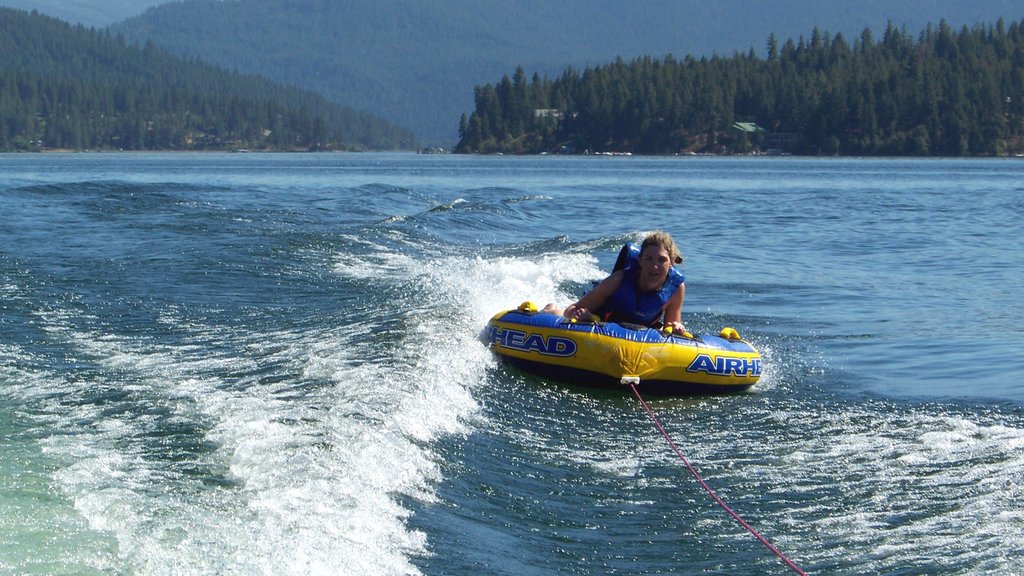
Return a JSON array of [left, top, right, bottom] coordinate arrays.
[[596, 243, 685, 326]]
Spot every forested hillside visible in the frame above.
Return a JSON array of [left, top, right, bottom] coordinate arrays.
[[112, 0, 1024, 144], [0, 0, 163, 27], [457, 20, 1024, 156], [0, 8, 414, 151]]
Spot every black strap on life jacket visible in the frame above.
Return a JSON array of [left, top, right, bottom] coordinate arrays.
[[612, 243, 639, 273]]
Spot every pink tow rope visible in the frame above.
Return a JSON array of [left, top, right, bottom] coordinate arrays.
[[628, 382, 809, 575]]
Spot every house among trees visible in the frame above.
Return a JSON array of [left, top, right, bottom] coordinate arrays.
[[534, 109, 563, 119]]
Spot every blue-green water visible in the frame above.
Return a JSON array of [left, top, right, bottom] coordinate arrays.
[[1, 153, 1022, 575]]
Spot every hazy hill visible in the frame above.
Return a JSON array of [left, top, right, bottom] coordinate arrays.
[[112, 0, 1024, 144], [0, 7, 413, 151], [0, 0, 164, 27]]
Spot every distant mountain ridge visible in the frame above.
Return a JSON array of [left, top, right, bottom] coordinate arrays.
[[0, 7, 413, 151], [102, 0, 1024, 142], [0, 0, 163, 27]]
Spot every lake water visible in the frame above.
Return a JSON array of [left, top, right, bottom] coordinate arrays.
[[1, 153, 1022, 575]]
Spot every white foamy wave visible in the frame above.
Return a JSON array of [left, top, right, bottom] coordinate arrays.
[[528, 397, 1024, 575], [331, 233, 425, 280], [766, 405, 1024, 574], [333, 251, 421, 280], [428, 198, 467, 212], [23, 302, 463, 575], [440, 253, 605, 323], [0, 349, 123, 572], [369, 249, 608, 438]]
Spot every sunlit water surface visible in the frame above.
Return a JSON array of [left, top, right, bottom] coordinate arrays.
[[1, 153, 1022, 575]]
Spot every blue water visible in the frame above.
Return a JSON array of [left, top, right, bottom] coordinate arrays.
[[1, 153, 1022, 575]]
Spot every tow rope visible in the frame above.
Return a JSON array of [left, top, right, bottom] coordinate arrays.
[[627, 381, 809, 575]]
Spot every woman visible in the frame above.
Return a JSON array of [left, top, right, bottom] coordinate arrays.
[[544, 231, 686, 332]]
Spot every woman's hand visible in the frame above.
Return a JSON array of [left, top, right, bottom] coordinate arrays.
[[564, 305, 591, 322], [665, 321, 686, 334]]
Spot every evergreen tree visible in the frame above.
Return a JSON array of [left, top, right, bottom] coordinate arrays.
[[456, 18, 1024, 156]]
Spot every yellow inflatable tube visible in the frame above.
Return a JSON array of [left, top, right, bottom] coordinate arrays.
[[484, 302, 761, 394]]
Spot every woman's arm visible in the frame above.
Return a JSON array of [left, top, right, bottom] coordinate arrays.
[[563, 271, 623, 321], [662, 282, 686, 331]]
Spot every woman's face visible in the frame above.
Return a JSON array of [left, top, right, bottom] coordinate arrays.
[[638, 244, 672, 287]]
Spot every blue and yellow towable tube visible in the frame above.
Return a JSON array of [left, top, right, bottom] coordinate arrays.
[[484, 302, 762, 395]]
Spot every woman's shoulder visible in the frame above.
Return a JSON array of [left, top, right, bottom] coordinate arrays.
[[594, 270, 625, 295], [668, 266, 685, 286]]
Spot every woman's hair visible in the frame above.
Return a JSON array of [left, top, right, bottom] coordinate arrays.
[[641, 231, 683, 265]]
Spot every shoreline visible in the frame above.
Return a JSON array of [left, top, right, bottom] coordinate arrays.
[[7, 148, 1022, 159]]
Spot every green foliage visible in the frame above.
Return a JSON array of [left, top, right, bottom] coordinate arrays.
[[0, 7, 414, 151], [457, 19, 1024, 156], [0, 0, 166, 28], [109, 0, 1024, 144]]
